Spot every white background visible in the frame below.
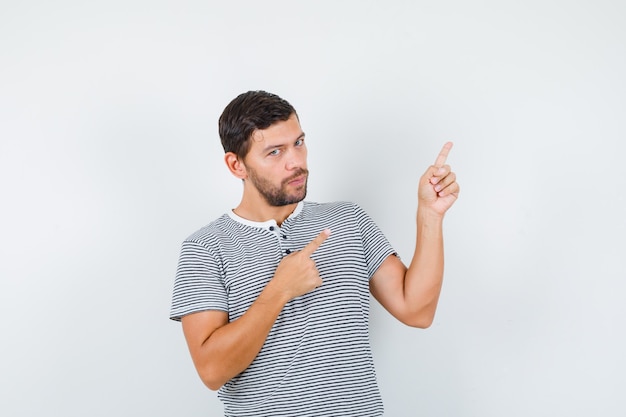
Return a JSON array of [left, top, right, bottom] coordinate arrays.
[[1, 1, 625, 416]]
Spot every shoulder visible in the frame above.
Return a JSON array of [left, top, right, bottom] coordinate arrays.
[[182, 214, 237, 247]]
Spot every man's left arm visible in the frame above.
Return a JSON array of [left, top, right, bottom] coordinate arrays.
[[369, 142, 460, 328]]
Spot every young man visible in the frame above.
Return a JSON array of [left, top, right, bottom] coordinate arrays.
[[170, 91, 459, 417]]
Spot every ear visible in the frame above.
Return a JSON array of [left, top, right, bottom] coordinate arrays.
[[224, 152, 247, 180]]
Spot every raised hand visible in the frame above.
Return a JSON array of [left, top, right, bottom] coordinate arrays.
[[270, 229, 331, 301], [418, 142, 460, 215]]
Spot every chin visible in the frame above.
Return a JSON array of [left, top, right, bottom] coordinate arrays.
[[273, 192, 307, 207]]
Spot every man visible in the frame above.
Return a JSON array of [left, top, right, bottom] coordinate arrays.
[[170, 90, 459, 417]]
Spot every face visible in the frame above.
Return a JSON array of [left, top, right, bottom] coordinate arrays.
[[242, 114, 308, 206]]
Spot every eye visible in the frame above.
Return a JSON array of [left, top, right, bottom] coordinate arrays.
[[268, 148, 281, 156], [295, 138, 304, 146]]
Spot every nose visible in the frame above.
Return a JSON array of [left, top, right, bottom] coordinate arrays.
[[285, 148, 306, 170]]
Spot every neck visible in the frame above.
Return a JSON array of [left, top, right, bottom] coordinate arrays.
[[234, 196, 299, 226]]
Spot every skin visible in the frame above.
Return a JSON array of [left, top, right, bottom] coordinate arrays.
[[181, 113, 460, 390]]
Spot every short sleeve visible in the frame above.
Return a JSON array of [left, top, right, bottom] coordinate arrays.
[[353, 203, 397, 278], [169, 240, 228, 321]]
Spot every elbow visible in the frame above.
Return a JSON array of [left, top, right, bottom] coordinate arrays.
[[403, 315, 434, 329], [399, 306, 436, 329], [199, 368, 228, 391], [403, 299, 440, 328], [203, 379, 223, 392]]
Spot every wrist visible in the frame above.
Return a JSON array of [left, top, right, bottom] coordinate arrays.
[[262, 279, 292, 307], [417, 206, 445, 224]]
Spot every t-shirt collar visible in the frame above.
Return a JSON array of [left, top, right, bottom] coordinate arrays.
[[227, 201, 304, 228]]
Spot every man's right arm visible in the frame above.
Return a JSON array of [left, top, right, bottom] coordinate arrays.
[[181, 284, 290, 391], [181, 229, 331, 391]]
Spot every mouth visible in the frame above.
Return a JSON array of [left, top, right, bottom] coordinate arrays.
[[285, 171, 308, 187], [287, 175, 306, 187]]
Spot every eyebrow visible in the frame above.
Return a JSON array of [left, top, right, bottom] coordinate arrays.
[[260, 132, 306, 153]]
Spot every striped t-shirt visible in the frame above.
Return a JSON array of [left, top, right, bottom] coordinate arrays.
[[170, 201, 396, 417]]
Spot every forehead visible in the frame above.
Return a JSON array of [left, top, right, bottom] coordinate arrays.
[[250, 113, 303, 148]]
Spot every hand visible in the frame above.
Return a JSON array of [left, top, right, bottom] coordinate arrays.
[[270, 229, 331, 301], [418, 142, 460, 215]]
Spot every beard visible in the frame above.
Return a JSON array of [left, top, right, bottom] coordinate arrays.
[[246, 167, 309, 206]]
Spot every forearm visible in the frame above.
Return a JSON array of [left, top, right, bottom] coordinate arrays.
[[403, 207, 445, 326], [370, 142, 458, 328], [190, 283, 289, 390]]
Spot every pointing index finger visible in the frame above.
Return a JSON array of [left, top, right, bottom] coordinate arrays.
[[300, 229, 331, 257], [434, 142, 453, 167]]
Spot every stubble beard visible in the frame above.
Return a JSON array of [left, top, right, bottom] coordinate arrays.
[[247, 168, 309, 207]]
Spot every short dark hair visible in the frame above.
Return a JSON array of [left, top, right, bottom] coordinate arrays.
[[218, 90, 297, 158]]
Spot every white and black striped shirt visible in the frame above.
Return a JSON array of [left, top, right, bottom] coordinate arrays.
[[171, 201, 396, 417]]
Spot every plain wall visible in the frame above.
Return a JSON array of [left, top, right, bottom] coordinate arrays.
[[1, 1, 625, 416]]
